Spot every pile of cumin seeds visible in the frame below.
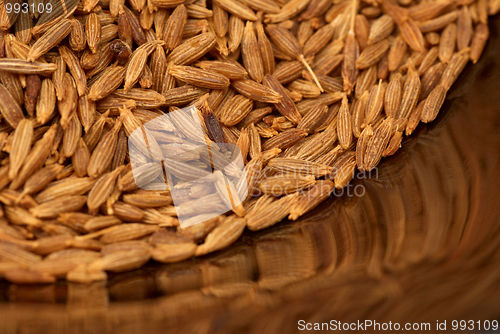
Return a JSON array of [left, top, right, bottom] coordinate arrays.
[[0, 0, 495, 284]]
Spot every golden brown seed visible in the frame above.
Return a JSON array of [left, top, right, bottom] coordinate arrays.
[[406, 100, 425, 135], [88, 66, 126, 101], [439, 23, 457, 63], [167, 32, 217, 65], [397, 65, 421, 120], [457, 6, 472, 51], [388, 35, 407, 72], [232, 79, 282, 103], [384, 73, 403, 119], [356, 39, 390, 70], [365, 80, 387, 126], [420, 62, 446, 100], [59, 46, 86, 97], [87, 167, 124, 215], [163, 4, 188, 51], [169, 64, 230, 89], [9, 119, 33, 180], [214, 0, 257, 21], [440, 50, 470, 91], [368, 14, 394, 45], [195, 60, 247, 79], [124, 49, 148, 93], [28, 19, 73, 62], [242, 21, 264, 82], [419, 11, 459, 33], [470, 23, 489, 63], [342, 31, 358, 95], [0, 84, 25, 129], [30, 195, 87, 219], [87, 116, 123, 178], [86, 13, 101, 54], [337, 95, 352, 149], [364, 117, 394, 171]]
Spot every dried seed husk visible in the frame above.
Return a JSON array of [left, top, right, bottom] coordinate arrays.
[[288, 180, 333, 220], [297, 102, 328, 133], [62, 115, 82, 158], [163, 4, 188, 51], [36, 177, 96, 203], [384, 73, 403, 119], [356, 39, 390, 70], [242, 21, 264, 82], [195, 60, 247, 79], [28, 19, 73, 62], [352, 91, 368, 137], [262, 128, 308, 151], [388, 35, 407, 72], [364, 80, 387, 126], [457, 6, 472, 51], [421, 84, 447, 123], [336, 94, 351, 149], [87, 167, 124, 215], [264, 0, 309, 24], [439, 23, 457, 63], [232, 79, 282, 103], [88, 66, 126, 101], [355, 14, 370, 51], [72, 138, 90, 177], [30, 195, 87, 218], [167, 32, 217, 65], [419, 11, 459, 33], [29, 75, 50, 121], [356, 124, 373, 172], [87, 117, 122, 178], [426, 32, 440, 45], [228, 15, 244, 53], [0, 70, 24, 106], [213, 0, 256, 21], [248, 123, 262, 159], [86, 13, 101, 54], [418, 46, 439, 76], [273, 60, 304, 84], [303, 22, 336, 58], [334, 153, 356, 189], [397, 65, 421, 120], [21, 163, 64, 196], [9, 119, 33, 180], [364, 117, 394, 171], [420, 62, 446, 100], [69, 19, 86, 52], [24, 74, 41, 117], [246, 192, 299, 231], [368, 14, 394, 45], [440, 50, 470, 91], [470, 23, 489, 63], [0, 84, 24, 129], [355, 65, 377, 99], [408, 1, 450, 21], [10, 125, 57, 190], [220, 95, 253, 126], [405, 99, 425, 135], [169, 64, 230, 89], [342, 31, 358, 95], [124, 48, 148, 93]]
